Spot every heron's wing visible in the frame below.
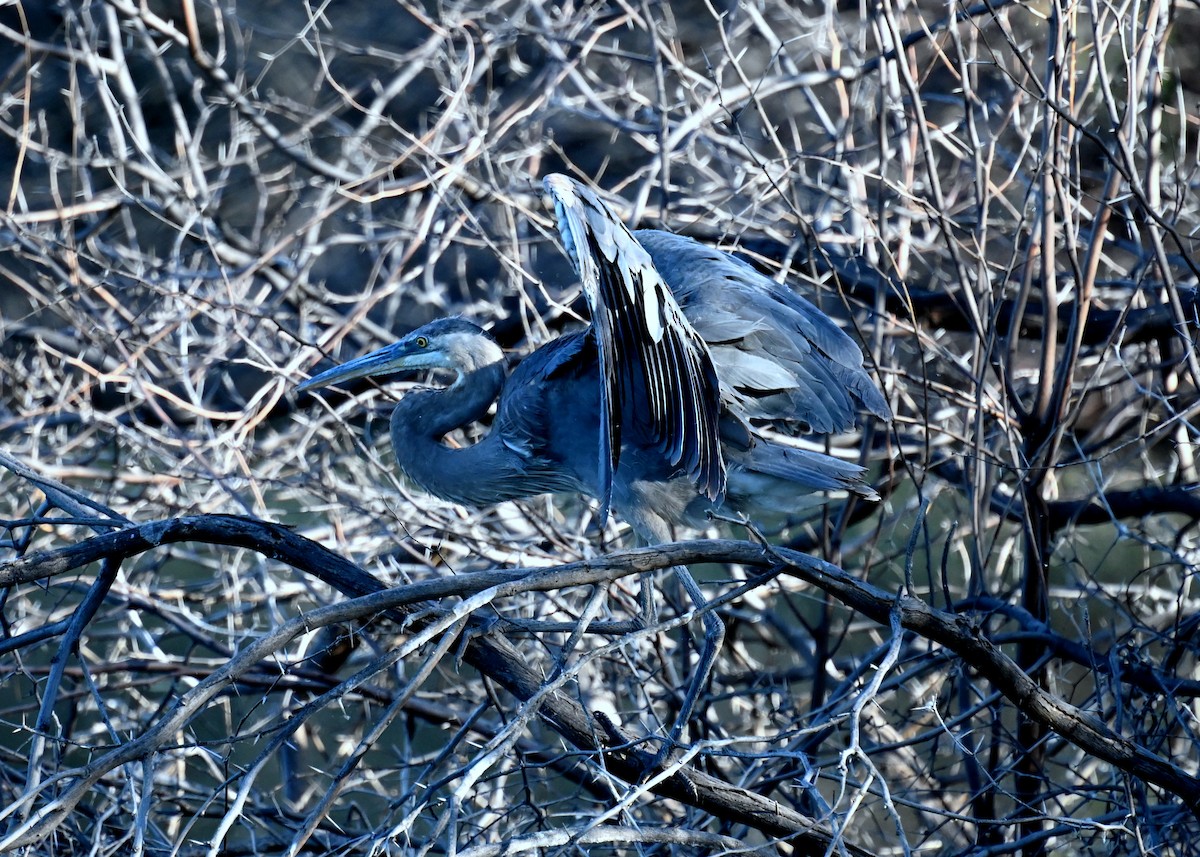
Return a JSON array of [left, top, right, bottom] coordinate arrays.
[[635, 230, 890, 433], [492, 332, 601, 497], [543, 175, 725, 517]]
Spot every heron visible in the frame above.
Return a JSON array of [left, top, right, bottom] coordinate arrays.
[[298, 174, 888, 762]]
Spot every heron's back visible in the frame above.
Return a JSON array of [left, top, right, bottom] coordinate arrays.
[[635, 229, 889, 434]]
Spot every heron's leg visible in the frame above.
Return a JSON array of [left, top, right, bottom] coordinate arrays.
[[625, 507, 724, 770], [651, 563, 724, 769]]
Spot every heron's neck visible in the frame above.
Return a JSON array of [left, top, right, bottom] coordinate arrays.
[[389, 362, 516, 506]]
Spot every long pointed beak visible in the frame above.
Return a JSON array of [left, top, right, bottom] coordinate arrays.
[[297, 342, 413, 393]]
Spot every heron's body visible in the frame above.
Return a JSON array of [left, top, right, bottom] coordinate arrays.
[[381, 322, 871, 541], [339, 202, 889, 537]]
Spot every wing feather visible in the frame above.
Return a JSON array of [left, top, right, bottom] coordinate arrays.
[[544, 175, 726, 516]]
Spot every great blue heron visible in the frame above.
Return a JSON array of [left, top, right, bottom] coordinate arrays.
[[299, 174, 888, 760]]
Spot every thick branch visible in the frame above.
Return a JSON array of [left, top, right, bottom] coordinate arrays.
[[736, 239, 1198, 349], [931, 460, 1200, 534]]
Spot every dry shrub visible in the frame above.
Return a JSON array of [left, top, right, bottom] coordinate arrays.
[[1, 1, 1198, 854]]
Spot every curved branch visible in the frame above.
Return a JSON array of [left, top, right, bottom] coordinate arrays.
[[760, 544, 1200, 821], [0, 516, 868, 856], [5, 516, 1200, 823]]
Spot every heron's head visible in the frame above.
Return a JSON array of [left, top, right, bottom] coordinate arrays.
[[297, 318, 503, 393]]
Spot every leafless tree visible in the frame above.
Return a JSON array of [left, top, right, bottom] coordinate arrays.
[[1, 1, 1198, 855]]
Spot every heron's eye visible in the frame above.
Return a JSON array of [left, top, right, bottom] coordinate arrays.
[[416, 336, 428, 348]]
